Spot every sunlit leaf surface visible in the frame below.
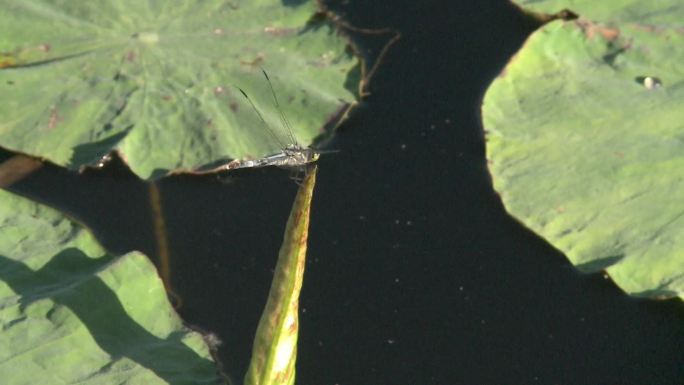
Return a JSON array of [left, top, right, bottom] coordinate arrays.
[[483, 2, 684, 299], [0, 189, 219, 384], [0, 0, 357, 179]]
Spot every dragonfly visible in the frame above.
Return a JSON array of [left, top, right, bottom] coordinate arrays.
[[227, 70, 321, 172]]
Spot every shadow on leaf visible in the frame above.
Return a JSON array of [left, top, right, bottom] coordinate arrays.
[[0, 248, 219, 384]]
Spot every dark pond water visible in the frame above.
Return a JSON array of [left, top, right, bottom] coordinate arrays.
[[7, 0, 684, 384]]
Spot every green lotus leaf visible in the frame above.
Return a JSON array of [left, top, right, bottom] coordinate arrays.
[[482, 2, 684, 299], [515, 0, 684, 25], [0, 0, 357, 179], [0, 189, 219, 384]]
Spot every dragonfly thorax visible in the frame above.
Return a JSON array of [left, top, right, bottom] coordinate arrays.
[[282, 146, 320, 167]]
